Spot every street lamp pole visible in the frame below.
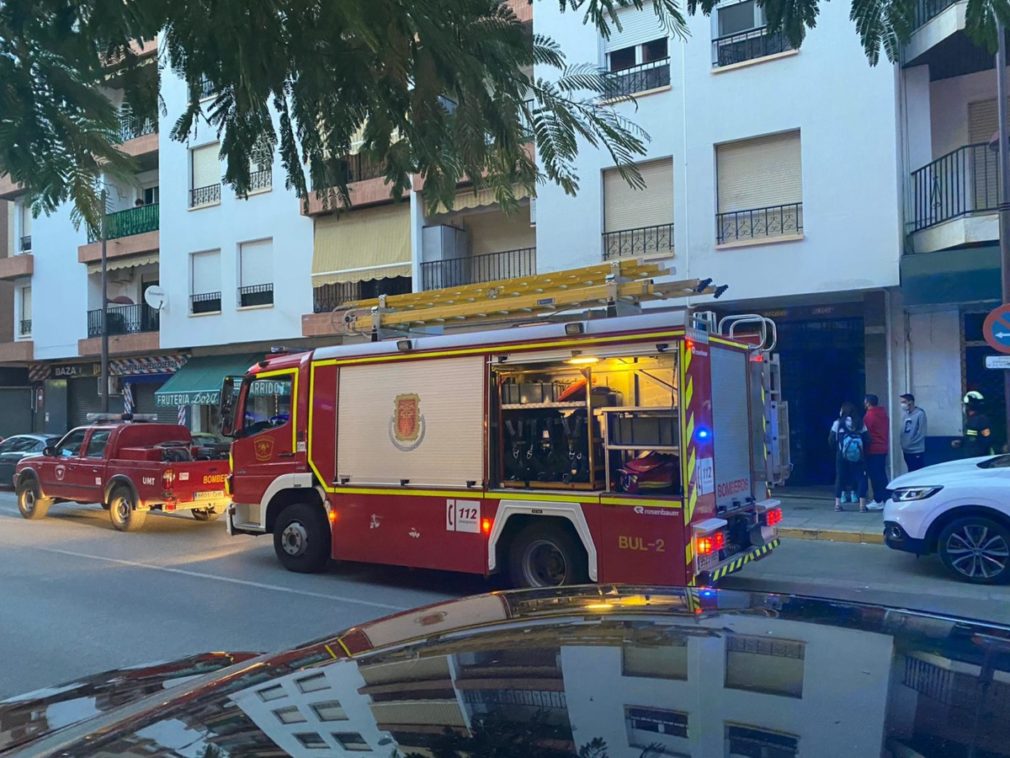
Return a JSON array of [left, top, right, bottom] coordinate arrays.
[[99, 188, 109, 414], [997, 21, 1010, 441]]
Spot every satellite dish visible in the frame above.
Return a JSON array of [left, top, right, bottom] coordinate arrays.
[[144, 285, 167, 311]]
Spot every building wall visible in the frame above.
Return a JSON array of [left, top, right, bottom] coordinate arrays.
[[157, 68, 314, 350], [31, 203, 88, 359], [930, 67, 998, 157], [909, 308, 963, 436]]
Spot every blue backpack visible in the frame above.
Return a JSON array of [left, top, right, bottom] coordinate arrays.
[[840, 429, 864, 463]]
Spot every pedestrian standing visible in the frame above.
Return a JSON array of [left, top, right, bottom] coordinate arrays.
[[830, 402, 869, 513], [898, 393, 927, 471], [863, 394, 889, 511], [952, 391, 994, 458]]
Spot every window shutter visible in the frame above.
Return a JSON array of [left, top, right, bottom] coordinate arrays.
[[21, 286, 31, 317], [605, 5, 667, 50], [239, 239, 273, 287], [968, 99, 1004, 143], [604, 158, 674, 231], [191, 144, 219, 189], [19, 202, 30, 234], [191, 250, 221, 294], [717, 131, 802, 212]]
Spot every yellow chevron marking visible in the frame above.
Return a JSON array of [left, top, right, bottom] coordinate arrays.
[[685, 376, 694, 407], [684, 346, 693, 372], [707, 540, 780, 582], [688, 446, 697, 477], [685, 415, 695, 449], [685, 542, 694, 565]]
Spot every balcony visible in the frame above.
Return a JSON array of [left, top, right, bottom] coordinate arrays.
[[17, 319, 31, 339], [0, 250, 33, 280], [420, 247, 536, 290], [80, 204, 159, 263], [191, 292, 222, 315], [716, 203, 803, 245], [190, 184, 221, 209], [247, 169, 272, 194], [116, 110, 158, 157], [712, 27, 794, 68], [0, 339, 33, 363], [238, 283, 274, 308], [0, 175, 23, 199], [604, 60, 671, 99], [301, 154, 390, 215], [312, 277, 413, 313], [80, 304, 160, 356], [602, 224, 673, 260], [907, 143, 998, 252]]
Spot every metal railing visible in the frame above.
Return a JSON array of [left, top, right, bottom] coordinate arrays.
[[249, 169, 272, 192], [87, 304, 160, 337], [602, 223, 673, 260], [312, 277, 413, 312], [712, 26, 793, 67], [18, 235, 31, 253], [908, 143, 998, 232], [190, 184, 221, 208], [118, 110, 157, 142], [191, 292, 221, 314], [198, 77, 215, 99], [420, 246, 536, 290], [87, 203, 159, 242], [913, 0, 959, 29], [605, 59, 671, 99], [716, 202, 803, 243], [339, 152, 387, 183], [238, 283, 274, 307], [18, 319, 31, 337]]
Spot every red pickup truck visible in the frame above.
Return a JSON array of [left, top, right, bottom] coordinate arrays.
[[13, 420, 230, 532]]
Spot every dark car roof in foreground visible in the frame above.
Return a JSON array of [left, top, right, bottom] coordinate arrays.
[[4, 586, 1010, 757]]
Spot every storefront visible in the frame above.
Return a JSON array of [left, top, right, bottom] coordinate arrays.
[[111, 354, 189, 425], [154, 354, 261, 433]]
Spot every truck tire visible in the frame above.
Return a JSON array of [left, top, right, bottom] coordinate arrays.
[[938, 516, 1010, 584], [273, 503, 331, 573], [508, 521, 588, 589], [108, 486, 147, 532], [192, 508, 221, 521], [17, 477, 51, 520]]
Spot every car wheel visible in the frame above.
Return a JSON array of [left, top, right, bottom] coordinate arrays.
[[273, 503, 331, 573], [16, 477, 50, 520], [108, 486, 147, 532], [938, 516, 1010, 584], [191, 508, 220, 521], [508, 522, 588, 589]]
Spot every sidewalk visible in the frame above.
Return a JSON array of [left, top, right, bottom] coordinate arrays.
[[774, 493, 885, 544]]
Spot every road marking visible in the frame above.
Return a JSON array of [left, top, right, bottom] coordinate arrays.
[[37, 546, 408, 612]]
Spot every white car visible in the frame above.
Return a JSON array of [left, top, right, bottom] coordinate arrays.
[[883, 454, 1010, 583]]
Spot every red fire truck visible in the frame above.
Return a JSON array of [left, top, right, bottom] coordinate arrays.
[[222, 285, 790, 588]]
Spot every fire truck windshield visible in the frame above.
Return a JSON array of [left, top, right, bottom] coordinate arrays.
[[238, 375, 294, 437]]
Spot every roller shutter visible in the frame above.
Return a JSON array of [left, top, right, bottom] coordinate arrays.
[[717, 131, 802, 213], [604, 158, 674, 232]]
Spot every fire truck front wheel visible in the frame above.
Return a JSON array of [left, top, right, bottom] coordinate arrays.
[[508, 522, 588, 589], [273, 503, 331, 573]]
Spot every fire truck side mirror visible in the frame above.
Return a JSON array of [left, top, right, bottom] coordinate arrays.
[[219, 376, 236, 438]]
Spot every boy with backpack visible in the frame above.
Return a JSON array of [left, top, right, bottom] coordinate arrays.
[[829, 402, 869, 513]]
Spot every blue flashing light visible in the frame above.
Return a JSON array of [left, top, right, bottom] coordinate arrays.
[[696, 427, 711, 441]]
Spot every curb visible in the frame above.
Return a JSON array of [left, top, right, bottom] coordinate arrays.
[[779, 527, 885, 545]]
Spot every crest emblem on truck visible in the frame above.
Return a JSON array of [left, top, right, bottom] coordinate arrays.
[[390, 393, 425, 451], [254, 437, 274, 461]]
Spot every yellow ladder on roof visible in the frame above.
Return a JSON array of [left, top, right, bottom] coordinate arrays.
[[334, 259, 717, 334]]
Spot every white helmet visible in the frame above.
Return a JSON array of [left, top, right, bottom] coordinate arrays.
[[963, 390, 984, 406]]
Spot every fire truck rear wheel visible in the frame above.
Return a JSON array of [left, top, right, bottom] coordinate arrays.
[[108, 486, 147, 532], [273, 503, 331, 573], [17, 477, 51, 520], [508, 522, 588, 589]]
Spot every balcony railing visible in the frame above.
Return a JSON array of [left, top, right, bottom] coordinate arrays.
[[190, 184, 221, 208], [249, 169, 272, 192], [717, 203, 803, 243], [912, 0, 959, 29], [198, 77, 215, 99], [420, 247, 536, 290], [712, 27, 793, 67], [908, 143, 998, 232], [238, 283, 274, 307], [18, 319, 31, 337], [602, 223, 673, 260], [18, 235, 31, 253], [191, 292, 222, 314], [605, 59, 671, 99], [312, 277, 413, 312], [339, 152, 387, 183], [87, 203, 159, 242], [118, 110, 157, 142], [87, 304, 159, 337]]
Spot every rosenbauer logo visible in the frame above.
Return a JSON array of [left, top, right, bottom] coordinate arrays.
[[390, 393, 425, 452]]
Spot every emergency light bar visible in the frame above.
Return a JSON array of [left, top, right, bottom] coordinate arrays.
[[86, 413, 158, 424]]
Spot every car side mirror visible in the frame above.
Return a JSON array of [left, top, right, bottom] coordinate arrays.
[[43, 446, 55, 457]]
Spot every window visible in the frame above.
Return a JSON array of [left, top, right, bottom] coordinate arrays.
[[608, 46, 636, 71], [190, 250, 221, 314], [294, 732, 327, 749], [713, 0, 792, 66], [716, 131, 802, 244], [333, 732, 369, 752], [295, 672, 328, 694], [626, 707, 689, 750], [17, 285, 31, 338], [725, 725, 798, 758], [724, 635, 805, 698], [603, 158, 674, 259], [55, 430, 87, 458], [247, 137, 273, 193], [256, 684, 285, 702], [238, 239, 274, 307], [311, 700, 348, 722], [85, 430, 112, 459], [642, 38, 669, 63], [241, 374, 294, 437], [17, 201, 31, 252], [605, 38, 671, 97], [718, 0, 760, 35], [273, 706, 307, 724], [142, 186, 159, 206], [622, 641, 688, 680], [190, 143, 221, 208]]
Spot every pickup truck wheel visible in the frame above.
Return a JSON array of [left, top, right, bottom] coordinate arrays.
[[508, 522, 588, 589], [273, 503, 330, 573], [191, 508, 220, 522], [17, 478, 51, 520], [108, 487, 147, 532]]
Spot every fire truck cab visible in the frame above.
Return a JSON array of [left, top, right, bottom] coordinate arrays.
[[223, 301, 789, 588]]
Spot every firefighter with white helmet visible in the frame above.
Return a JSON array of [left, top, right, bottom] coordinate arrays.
[[951, 390, 993, 458]]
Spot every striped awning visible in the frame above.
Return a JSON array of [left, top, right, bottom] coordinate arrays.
[[432, 184, 531, 215], [110, 354, 188, 378], [86, 252, 159, 275]]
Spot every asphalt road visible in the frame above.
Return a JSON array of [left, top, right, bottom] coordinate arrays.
[[2, 490, 1009, 700]]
